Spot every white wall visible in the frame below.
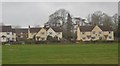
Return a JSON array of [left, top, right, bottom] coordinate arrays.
[[47, 28, 57, 37], [0, 32, 13, 42]]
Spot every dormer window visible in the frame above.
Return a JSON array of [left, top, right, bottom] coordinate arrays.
[[41, 32, 45, 34], [49, 32, 52, 34], [109, 32, 111, 34]]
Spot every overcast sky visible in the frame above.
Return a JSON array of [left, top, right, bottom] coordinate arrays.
[[2, 2, 118, 27]]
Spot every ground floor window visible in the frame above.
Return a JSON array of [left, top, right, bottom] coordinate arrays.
[[109, 36, 112, 39], [41, 37, 45, 40]]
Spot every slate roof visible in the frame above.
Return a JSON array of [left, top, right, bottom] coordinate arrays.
[[79, 25, 113, 32], [99, 26, 113, 31], [0, 25, 12, 32], [30, 28, 41, 33], [51, 27, 62, 32], [12, 29, 15, 33], [12, 28, 28, 33], [79, 26, 94, 32]]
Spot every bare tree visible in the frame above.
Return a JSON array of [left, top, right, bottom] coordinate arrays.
[[87, 11, 113, 27]]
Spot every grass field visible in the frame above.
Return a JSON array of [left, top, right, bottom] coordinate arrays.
[[2, 43, 118, 64]]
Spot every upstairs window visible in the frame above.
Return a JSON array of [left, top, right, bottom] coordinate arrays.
[[41, 32, 45, 35], [99, 31, 102, 34], [82, 32, 85, 34], [57, 32, 61, 35], [20, 32, 23, 34], [12, 33, 14, 35], [49, 32, 52, 34], [109, 32, 111, 34], [18, 35, 20, 38], [7, 32, 9, 35], [93, 31, 95, 34], [82, 37, 86, 39]]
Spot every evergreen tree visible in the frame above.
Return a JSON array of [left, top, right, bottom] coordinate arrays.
[[66, 13, 73, 40]]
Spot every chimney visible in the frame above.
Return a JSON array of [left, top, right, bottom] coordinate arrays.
[[29, 25, 30, 28], [28, 25, 30, 39]]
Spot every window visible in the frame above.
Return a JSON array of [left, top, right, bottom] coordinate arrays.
[[12, 38, 14, 40], [93, 31, 95, 34], [2, 37, 5, 40], [99, 37, 102, 40], [37, 37, 40, 40], [7, 38, 10, 41], [18, 36, 20, 38], [20, 36, 23, 38], [49, 32, 52, 34], [109, 32, 111, 34], [99, 31, 102, 34], [109, 36, 112, 39], [92, 37, 95, 39], [41, 38, 45, 40], [82, 37, 86, 39], [82, 32, 85, 34], [41, 32, 45, 34], [12, 33, 14, 35], [7, 32, 9, 35], [57, 32, 60, 34], [20, 32, 23, 34], [87, 36, 91, 39], [1, 35, 6, 38]]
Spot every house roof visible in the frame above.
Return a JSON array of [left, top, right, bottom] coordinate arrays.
[[12, 28, 28, 33], [79, 25, 113, 32], [0, 25, 12, 32], [79, 26, 94, 32], [44, 26, 62, 32], [51, 27, 62, 32], [30, 28, 41, 33], [45, 28, 49, 31], [12, 29, 15, 33], [99, 26, 113, 31]]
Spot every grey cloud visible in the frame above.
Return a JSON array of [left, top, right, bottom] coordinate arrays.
[[2, 2, 118, 27]]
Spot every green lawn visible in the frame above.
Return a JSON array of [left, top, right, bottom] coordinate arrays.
[[2, 43, 118, 64]]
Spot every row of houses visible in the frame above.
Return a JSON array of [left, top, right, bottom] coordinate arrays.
[[0, 25, 62, 42], [0, 25, 114, 43], [77, 25, 114, 41]]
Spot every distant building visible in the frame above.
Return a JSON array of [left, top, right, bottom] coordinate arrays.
[[35, 27, 47, 41], [0, 25, 15, 42], [0, 24, 114, 43], [28, 26, 62, 41], [77, 25, 114, 41], [12, 28, 28, 41], [47, 27, 62, 40]]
